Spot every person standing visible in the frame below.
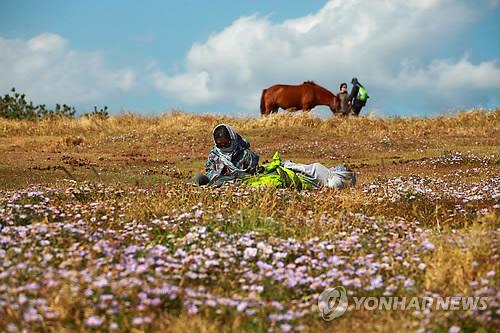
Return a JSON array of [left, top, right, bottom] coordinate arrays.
[[349, 77, 369, 116], [338, 82, 351, 116]]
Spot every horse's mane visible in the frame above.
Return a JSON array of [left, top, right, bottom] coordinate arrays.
[[303, 81, 336, 97]]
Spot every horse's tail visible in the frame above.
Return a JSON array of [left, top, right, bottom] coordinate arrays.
[[260, 89, 267, 116]]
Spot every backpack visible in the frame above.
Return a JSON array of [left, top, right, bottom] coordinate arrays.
[[357, 84, 369, 102], [244, 152, 314, 190]]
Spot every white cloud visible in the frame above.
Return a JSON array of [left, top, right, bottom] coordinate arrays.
[[396, 57, 500, 92], [0, 33, 136, 106], [152, 0, 499, 115], [153, 70, 216, 103], [27, 33, 68, 52]]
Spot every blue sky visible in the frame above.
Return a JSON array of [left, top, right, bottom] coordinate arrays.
[[1, 0, 499, 117]]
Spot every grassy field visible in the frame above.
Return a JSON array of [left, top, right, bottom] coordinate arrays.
[[0, 109, 499, 332]]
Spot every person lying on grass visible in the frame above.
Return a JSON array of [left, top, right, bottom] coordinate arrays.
[[244, 152, 356, 190], [193, 124, 259, 187]]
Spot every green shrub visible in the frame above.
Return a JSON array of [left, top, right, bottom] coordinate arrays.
[[0, 88, 76, 120], [82, 106, 109, 119]]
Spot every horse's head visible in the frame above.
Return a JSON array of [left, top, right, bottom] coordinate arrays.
[[329, 94, 341, 114]]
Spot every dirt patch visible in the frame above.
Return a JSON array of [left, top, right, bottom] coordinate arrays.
[[62, 155, 95, 167]]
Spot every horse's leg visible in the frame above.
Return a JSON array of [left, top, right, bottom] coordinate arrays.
[[265, 103, 275, 115], [272, 104, 279, 113]]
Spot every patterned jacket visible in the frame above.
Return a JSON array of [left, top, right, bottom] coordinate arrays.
[[205, 134, 259, 182]]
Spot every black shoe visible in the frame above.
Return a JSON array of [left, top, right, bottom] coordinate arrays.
[[192, 173, 210, 186]]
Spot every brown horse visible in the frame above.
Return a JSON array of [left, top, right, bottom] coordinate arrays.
[[260, 81, 341, 116]]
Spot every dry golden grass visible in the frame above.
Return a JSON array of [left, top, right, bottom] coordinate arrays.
[[424, 213, 499, 295], [0, 108, 498, 190], [1, 108, 497, 137]]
